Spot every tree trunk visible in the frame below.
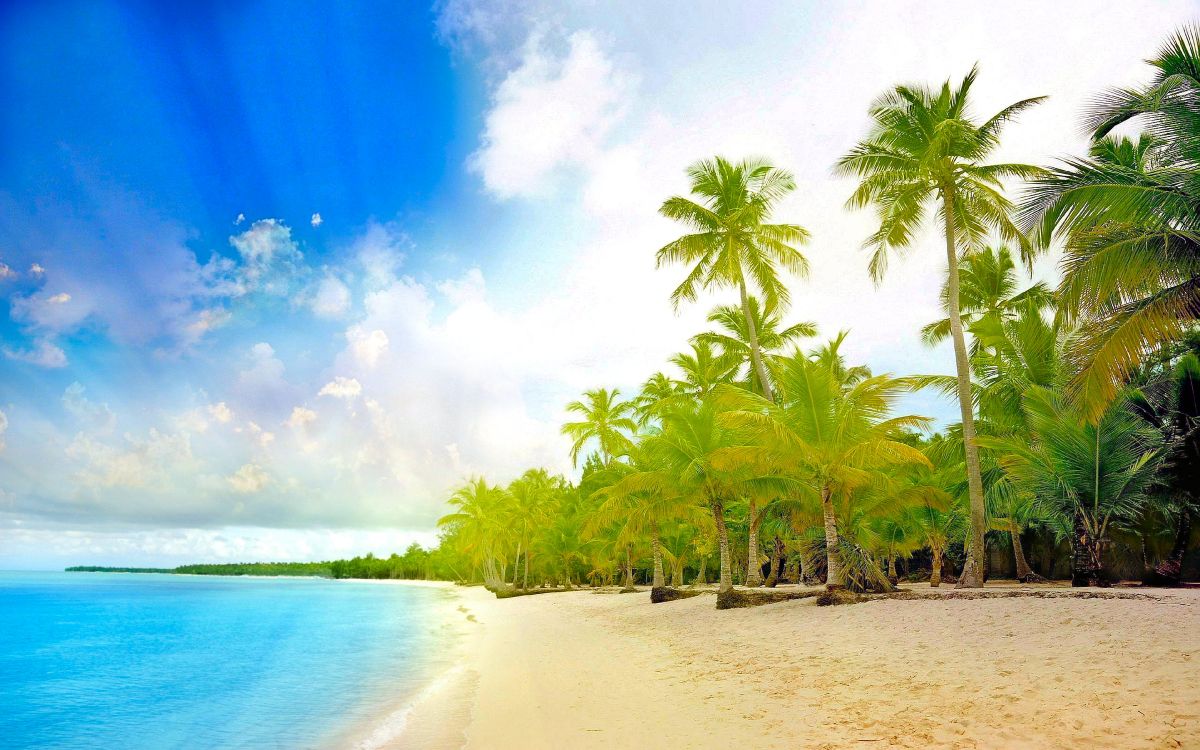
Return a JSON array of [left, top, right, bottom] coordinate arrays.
[[712, 500, 733, 593], [1009, 520, 1040, 583], [511, 541, 522, 588], [784, 550, 800, 584], [1151, 511, 1192, 585], [887, 555, 899, 585], [764, 536, 784, 587], [693, 555, 708, 587], [821, 485, 843, 590], [651, 522, 665, 589], [745, 498, 764, 587], [931, 552, 943, 588], [942, 186, 987, 589], [738, 280, 775, 402], [524, 548, 531, 591], [1071, 512, 1103, 587], [622, 544, 636, 591]]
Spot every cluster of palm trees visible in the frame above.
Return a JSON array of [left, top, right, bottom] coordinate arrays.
[[436, 26, 1200, 596]]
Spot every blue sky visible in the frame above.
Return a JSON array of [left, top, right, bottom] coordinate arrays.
[[0, 0, 1195, 568]]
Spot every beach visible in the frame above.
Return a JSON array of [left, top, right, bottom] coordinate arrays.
[[392, 583, 1200, 750]]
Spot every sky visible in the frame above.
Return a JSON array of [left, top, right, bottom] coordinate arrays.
[[0, 0, 1195, 569]]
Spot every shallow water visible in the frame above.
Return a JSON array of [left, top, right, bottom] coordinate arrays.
[[0, 572, 463, 750]]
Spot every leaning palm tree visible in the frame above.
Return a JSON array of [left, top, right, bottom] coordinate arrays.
[[561, 387, 637, 466], [715, 345, 932, 590], [657, 156, 811, 402], [437, 477, 512, 590], [836, 67, 1045, 587], [670, 340, 739, 399]]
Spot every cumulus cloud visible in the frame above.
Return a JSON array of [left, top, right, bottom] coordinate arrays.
[[207, 402, 235, 424], [227, 463, 270, 494], [311, 213, 323, 228], [310, 275, 351, 318], [346, 326, 388, 367], [229, 219, 305, 296], [0, 262, 16, 280], [469, 30, 633, 199], [286, 406, 317, 429], [318, 376, 363, 400], [62, 383, 117, 434], [29, 263, 44, 276], [46, 292, 71, 304]]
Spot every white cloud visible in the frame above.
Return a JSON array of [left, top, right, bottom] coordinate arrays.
[[318, 376, 363, 400], [229, 219, 304, 295], [235, 213, 245, 225], [227, 463, 270, 494], [207, 402, 234, 424], [62, 382, 117, 434], [0, 262, 16, 280], [311, 212, 323, 228], [347, 326, 389, 367], [286, 406, 317, 429], [310, 275, 351, 318], [0, 409, 7, 452], [47, 292, 71, 304], [469, 30, 633, 199], [29, 263, 44, 276], [4, 339, 67, 368]]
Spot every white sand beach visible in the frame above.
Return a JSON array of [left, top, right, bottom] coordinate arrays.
[[391, 583, 1200, 750]]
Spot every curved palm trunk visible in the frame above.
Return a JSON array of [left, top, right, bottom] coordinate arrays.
[[738, 280, 776, 402], [930, 549, 943, 588], [745, 498, 764, 587], [942, 186, 988, 589], [651, 522, 665, 588], [1151, 511, 1192, 585], [511, 541, 522, 588], [887, 555, 899, 585], [621, 545, 636, 591], [692, 555, 708, 587], [764, 535, 785, 587], [524, 548, 531, 590], [1009, 520, 1038, 583], [711, 500, 734, 593], [821, 485, 843, 589]]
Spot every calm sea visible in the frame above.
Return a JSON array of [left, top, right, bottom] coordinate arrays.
[[0, 572, 465, 750]]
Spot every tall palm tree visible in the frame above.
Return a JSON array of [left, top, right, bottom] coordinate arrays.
[[657, 156, 811, 402], [715, 345, 932, 590], [695, 297, 817, 395], [836, 66, 1045, 587], [561, 388, 637, 466], [506, 469, 558, 589], [437, 477, 512, 590]]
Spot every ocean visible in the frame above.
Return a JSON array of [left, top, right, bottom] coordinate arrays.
[[0, 571, 466, 750]]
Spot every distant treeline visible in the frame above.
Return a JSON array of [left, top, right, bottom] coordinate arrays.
[[66, 543, 458, 582]]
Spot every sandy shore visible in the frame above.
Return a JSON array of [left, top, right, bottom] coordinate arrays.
[[389, 582, 1200, 749]]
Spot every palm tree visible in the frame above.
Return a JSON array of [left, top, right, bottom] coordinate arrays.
[[590, 445, 712, 589], [642, 401, 788, 593], [657, 156, 811, 402], [437, 477, 512, 590], [715, 344, 932, 590], [632, 372, 684, 426], [978, 387, 1163, 586], [921, 245, 1053, 352], [561, 388, 637, 466], [695, 297, 817, 394], [670, 340, 738, 399], [506, 469, 558, 589], [836, 66, 1045, 587]]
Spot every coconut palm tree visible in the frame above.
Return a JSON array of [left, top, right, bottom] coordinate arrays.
[[437, 477, 512, 590], [695, 297, 817, 394], [506, 469, 558, 589], [978, 387, 1163, 586], [715, 344, 932, 590], [562, 388, 637, 466], [670, 340, 739, 399], [836, 66, 1045, 587], [921, 245, 1053, 352], [657, 156, 811, 402], [632, 372, 684, 426]]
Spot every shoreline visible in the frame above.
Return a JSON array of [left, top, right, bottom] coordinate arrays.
[[366, 581, 1200, 749]]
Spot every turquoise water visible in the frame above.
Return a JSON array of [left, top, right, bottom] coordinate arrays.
[[0, 572, 463, 750]]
